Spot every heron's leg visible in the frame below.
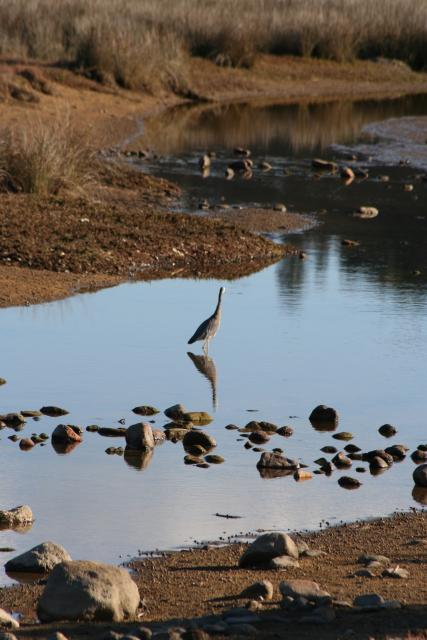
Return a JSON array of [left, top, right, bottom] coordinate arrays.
[[203, 340, 208, 354]]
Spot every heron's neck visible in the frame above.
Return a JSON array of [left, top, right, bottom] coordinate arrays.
[[214, 292, 223, 315]]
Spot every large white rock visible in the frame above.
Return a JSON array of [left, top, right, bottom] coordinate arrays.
[[0, 505, 33, 529], [5, 542, 71, 573], [239, 532, 299, 567], [37, 560, 140, 622]]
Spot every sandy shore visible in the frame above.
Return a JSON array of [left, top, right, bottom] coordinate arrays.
[[0, 511, 425, 639]]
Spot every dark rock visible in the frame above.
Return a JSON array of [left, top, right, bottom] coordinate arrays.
[[411, 449, 427, 463], [19, 438, 34, 450], [321, 446, 337, 454], [332, 452, 352, 468], [338, 476, 361, 489], [332, 432, 353, 441], [248, 431, 270, 444], [344, 444, 361, 453], [413, 463, 427, 487], [98, 427, 127, 437], [183, 430, 216, 451], [384, 444, 408, 460], [378, 424, 397, 437], [164, 404, 186, 421], [204, 455, 224, 464], [277, 426, 293, 437], [309, 405, 338, 430], [52, 425, 82, 445], [256, 452, 298, 470], [40, 406, 69, 417], [2, 413, 25, 427]]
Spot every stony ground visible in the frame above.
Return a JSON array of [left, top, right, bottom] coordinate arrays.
[[0, 167, 294, 307], [0, 511, 425, 639]]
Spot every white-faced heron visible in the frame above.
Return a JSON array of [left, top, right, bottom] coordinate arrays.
[[188, 287, 225, 353]]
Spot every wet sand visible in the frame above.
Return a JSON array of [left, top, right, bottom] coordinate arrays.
[[0, 511, 425, 639]]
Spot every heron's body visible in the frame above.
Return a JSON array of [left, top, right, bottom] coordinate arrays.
[[188, 287, 225, 352]]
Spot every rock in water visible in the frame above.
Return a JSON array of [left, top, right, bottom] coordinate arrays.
[[413, 463, 427, 487], [0, 505, 33, 529], [239, 532, 298, 567], [40, 406, 69, 417], [164, 404, 187, 421], [37, 560, 140, 622], [183, 430, 216, 451], [125, 423, 155, 451], [132, 406, 159, 416], [256, 452, 297, 470], [309, 405, 339, 429], [51, 425, 82, 444], [5, 542, 71, 573]]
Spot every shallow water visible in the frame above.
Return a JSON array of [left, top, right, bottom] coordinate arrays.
[[1, 95, 427, 586]]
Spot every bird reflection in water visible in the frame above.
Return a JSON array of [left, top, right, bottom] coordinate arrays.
[[187, 351, 218, 410]]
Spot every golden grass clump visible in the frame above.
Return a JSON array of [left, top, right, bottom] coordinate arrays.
[[0, 0, 427, 78], [0, 114, 94, 196]]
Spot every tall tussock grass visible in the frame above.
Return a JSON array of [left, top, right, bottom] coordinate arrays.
[[0, 0, 427, 81], [0, 113, 94, 196]]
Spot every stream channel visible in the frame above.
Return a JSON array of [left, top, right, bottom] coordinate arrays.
[[0, 94, 426, 585]]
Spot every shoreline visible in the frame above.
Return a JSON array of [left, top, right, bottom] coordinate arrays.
[[1, 55, 427, 309], [0, 510, 425, 639]]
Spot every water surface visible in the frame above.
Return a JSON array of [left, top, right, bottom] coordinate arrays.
[[1, 95, 427, 585]]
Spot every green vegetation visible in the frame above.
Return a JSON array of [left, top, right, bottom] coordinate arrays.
[[0, 0, 426, 87]]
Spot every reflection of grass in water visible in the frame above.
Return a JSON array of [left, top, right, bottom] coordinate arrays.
[[0, 0, 427, 81], [142, 96, 427, 155]]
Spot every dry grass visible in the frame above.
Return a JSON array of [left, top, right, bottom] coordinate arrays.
[[0, 0, 426, 85], [0, 112, 94, 196]]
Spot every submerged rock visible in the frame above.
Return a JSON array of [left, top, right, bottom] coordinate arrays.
[[276, 426, 293, 437], [5, 542, 71, 573], [0, 505, 33, 529], [2, 413, 25, 427], [132, 406, 159, 416], [37, 560, 140, 622], [40, 406, 69, 417]]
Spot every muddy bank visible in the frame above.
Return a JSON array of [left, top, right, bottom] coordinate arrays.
[[0, 168, 296, 307], [204, 207, 313, 234], [0, 511, 425, 639]]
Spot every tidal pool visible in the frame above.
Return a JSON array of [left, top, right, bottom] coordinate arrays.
[[0, 95, 426, 585]]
